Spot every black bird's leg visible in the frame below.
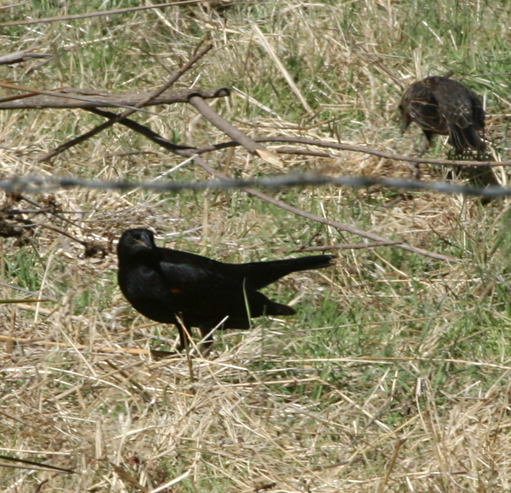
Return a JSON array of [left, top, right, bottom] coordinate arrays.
[[176, 324, 187, 351], [421, 131, 434, 155], [198, 325, 215, 356], [175, 314, 192, 352]]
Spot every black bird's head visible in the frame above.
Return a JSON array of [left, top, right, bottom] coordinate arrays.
[[117, 228, 156, 261]]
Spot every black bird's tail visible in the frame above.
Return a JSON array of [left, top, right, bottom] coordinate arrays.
[[238, 255, 335, 290], [266, 300, 296, 316]]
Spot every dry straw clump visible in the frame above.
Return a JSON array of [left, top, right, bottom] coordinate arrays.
[[1, 0, 511, 491]]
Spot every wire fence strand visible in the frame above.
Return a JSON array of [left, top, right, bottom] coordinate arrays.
[[0, 172, 509, 198]]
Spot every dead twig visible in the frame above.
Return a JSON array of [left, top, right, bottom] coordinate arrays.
[[89, 107, 196, 152], [252, 23, 313, 114], [293, 241, 402, 252], [188, 95, 282, 165], [192, 137, 508, 168], [0, 82, 157, 114], [0, 334, 176, 358], [377, 438, 407, 493], [0, 51, 52, 66], [0, 455, 76, 474], [188, 95, 265, 155]]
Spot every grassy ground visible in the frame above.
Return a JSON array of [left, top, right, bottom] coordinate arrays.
[[1, 0, 511, 491]]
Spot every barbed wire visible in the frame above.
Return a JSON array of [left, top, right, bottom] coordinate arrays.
[[0, 172, 509, 198]]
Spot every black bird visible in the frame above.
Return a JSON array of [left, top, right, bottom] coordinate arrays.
[[117, 229, 335, 352], [399, 76, 485, 152]]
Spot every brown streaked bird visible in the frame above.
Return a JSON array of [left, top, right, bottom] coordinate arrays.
[[399, 76, 485, 152], [117, 229, 335, 353]]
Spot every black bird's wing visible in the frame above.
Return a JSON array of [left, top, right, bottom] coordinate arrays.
[[157, 258, 295, 329], [157, 246, 334, 291], [432, 79, 476, 127], [470, 93, 485, 131], [156, 246, 234, 272]]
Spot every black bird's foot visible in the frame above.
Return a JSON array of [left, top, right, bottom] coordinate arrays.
[[197, 342, 215, 358]]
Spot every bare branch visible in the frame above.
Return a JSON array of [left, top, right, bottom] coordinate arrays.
[[0, 51, 52, 65], [295, 241, 403, 252], [188, 95, 281, 166], [0, 83, 229, 110], [36, 43, 214, 162]]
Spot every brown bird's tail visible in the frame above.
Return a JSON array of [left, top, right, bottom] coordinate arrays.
[[449, 126, 486, 152]]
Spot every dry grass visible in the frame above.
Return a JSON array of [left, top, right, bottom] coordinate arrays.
[[1, 1, 511, 491]]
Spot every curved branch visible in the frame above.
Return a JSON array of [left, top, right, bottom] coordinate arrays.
[[192, 136, 508, 168]]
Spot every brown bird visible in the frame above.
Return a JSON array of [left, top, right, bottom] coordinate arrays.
[[399, 76, 485, 152]]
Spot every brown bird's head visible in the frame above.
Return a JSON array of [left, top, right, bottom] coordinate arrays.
[[398, 87, 414, 133]]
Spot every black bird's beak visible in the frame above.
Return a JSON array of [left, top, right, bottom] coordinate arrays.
[[134, 231, 154, 249]]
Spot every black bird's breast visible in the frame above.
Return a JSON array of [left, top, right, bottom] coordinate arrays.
[[118, 261, 183, 325]]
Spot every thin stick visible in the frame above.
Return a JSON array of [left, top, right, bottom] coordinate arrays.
[[176, 316, 195, 383], [0, 334, 175, 357], [187, 95, 282, 165], [188, 95, 265, 155], [294, 241, 402, 252], [377, 438, 406, 493], [191, 137, 508, 168], [0, 82, 158, 114], [0, 51, 51, 66], [0, 83, 229, 110], [88, 107, 195, 152]]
